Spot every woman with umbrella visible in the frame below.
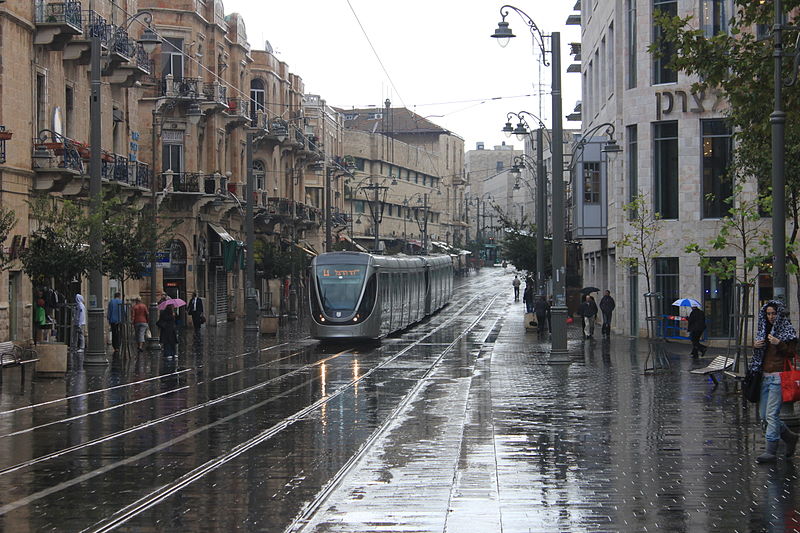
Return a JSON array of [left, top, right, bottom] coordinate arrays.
[[681, 299, 707, 358], [157, 300, 183, 357]]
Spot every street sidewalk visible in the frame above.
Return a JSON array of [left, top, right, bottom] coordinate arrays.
[[303, 290, 799, 533]]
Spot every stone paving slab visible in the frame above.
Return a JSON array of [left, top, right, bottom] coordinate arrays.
[[303, 294, 800, 533]]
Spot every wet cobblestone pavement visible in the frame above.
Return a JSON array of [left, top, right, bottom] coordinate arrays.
[[300, 282, 800, 533], [1, 268, 798, 532]]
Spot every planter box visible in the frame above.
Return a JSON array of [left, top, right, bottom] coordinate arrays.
[[260, 316, 278, 335], [35, 343, 68, 376]]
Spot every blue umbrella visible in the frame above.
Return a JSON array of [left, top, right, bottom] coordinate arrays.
[[672, 298, 701, 308]]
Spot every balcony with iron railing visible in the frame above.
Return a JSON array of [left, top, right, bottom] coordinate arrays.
[[35, 0, 83, 50], [0, 126, 11, 165], [160, 171, 203, 194], [63, 9, 107, 62], [224, 97, 250, 125], [160, 76, 202, 100]]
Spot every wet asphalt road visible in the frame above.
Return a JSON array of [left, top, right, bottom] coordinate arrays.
[[2, 268, 800, 532], [0, 269, 504, 532]]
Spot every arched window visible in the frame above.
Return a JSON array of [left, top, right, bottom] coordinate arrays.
[[253, 160, 265, 190], [250, 79, 265, 127]]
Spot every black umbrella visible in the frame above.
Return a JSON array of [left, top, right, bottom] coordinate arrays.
[[580, 286, 600, 295]]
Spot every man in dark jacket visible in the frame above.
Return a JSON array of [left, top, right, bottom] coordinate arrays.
[[579, 294, 599, 338], [687, 304, 707, 358], [533, 296, 550, 334], [599, 290, 616, 337], [188, 292, 204, 332]]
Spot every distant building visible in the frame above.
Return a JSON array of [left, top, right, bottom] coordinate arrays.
[[340, 103, 466, 252]]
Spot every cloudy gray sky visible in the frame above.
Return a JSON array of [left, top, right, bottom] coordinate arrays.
[[223, 0, 582, 151]]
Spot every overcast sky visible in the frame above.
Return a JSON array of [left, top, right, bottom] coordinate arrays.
[[223, 0, 582, 152]]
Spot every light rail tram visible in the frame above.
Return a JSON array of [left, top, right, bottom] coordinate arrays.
[[309, 251, 453, 340]]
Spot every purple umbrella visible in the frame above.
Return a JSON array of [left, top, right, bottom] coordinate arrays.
[[158, 297, 186, 310]]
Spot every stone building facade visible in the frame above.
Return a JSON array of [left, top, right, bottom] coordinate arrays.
[[0, 0, 338, 341], [341, 106, 466, 253], [575, 0, 777, 337]]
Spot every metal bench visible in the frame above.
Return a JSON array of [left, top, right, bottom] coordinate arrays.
[[0, 341, 39, 385], [690, 355, 734, 386]]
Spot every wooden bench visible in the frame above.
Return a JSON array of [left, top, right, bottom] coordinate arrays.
[[0, 341, 39, 385], [690, 355, 734, 386]]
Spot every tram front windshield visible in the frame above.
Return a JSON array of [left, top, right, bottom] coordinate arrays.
[[316, 264, 367, 316]]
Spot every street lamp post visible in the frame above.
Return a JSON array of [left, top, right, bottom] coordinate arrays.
[[492, 5, 569, 362], [86, 13, 161, 366], [244, 130, 258, 332], [772, 0, 787, 306]]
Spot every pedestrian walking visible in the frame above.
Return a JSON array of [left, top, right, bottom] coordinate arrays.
[[188, 292, 204, 331], [107, 292, 123, 353], [34, 297, 47, 344], [599, 290, 616, 337], [578, 294, 598, 338], [512, 275, 521, 301], [533, 295, 550, 334], [131, 297, 149, 353], [687, 304, 707, 358], [73, 293, 86, 352], [523, 284, 534, 313], [157, 304, 178, 357], [751, 300, 799, 463]]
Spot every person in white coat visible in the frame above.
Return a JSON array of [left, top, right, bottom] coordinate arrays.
[[73, 293, 86, 351]]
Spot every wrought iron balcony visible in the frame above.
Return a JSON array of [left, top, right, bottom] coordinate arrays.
[[202, 82, 227, 105], [34, 0, 83, 50], [0, 126, 10, 165], [161, 171, 202, 194], [63, 10, 107, 63], [223, 98, 250, 126], [160, 76, 201, 100], [32, 130, 84, 174]]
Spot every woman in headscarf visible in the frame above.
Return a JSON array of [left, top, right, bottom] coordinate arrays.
[[751, 300, 799, 463], [157, 304, 178, 358]]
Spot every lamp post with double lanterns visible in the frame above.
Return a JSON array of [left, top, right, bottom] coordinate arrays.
[[491, 4, 571, 362], [404, 191, 439, 254], [346, 175, 397, 253], [86, 12, 161, 365]]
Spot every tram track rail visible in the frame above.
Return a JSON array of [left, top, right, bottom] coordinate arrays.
[[82, 288, 504, 533], [0, 285, 501, 525]]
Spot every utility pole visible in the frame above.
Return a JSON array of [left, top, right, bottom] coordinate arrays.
[[373, 183, 380, 252], [244, 131, 258, 331], [422, 193, 429, 253], [536, 127, 546, 298], [85, 33, 106, 366]]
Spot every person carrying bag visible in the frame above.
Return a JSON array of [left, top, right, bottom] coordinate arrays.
[[750, 300, 799, 464]]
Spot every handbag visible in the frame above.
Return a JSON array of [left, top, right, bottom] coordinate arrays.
[[742, 368, 762, 403], [199, 314, 206, 325], [780, 358, 800, 403], [145, 327, 152, 340]]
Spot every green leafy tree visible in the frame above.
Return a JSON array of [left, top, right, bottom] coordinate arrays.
[[613, 193, 664, 294], [0, 206, 17, 270], [100, 199, 180, 300], [494, 205, 552, 275], [653, 0, 800, 308], [20, 196, 95, 292], [685, 185, 771, 345]]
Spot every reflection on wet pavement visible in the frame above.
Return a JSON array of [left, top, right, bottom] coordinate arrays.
[[1, 267, 796, 532]]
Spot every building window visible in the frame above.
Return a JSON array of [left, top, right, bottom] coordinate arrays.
[[653, 121, 679, 219], [496, 161, 504, 171], [608, 23, 615, 95], [253, 160, 265, 190], [703, 257, 734, 337], [36, 74, 47, 135], [65, 85, 74, 139], [701, 119, 733, 219], [354, 200, 365, 214], [652, 0, 678, 84], [627, 0, 637, 88], [627, 124, 638, 219], [162, 142, 183, 175], [701, 0, 731, 37], [161, 37, 184, 79], [583, 162, 601, 204], [654, 257, 679, 316], [250, 79, 265, 126]]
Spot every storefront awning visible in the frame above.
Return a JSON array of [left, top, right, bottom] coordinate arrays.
[[208, 223, 235, 242]]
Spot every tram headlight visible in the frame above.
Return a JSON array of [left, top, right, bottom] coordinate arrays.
[[353, 314, 360, 322], [319, 315, 326, 322]]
